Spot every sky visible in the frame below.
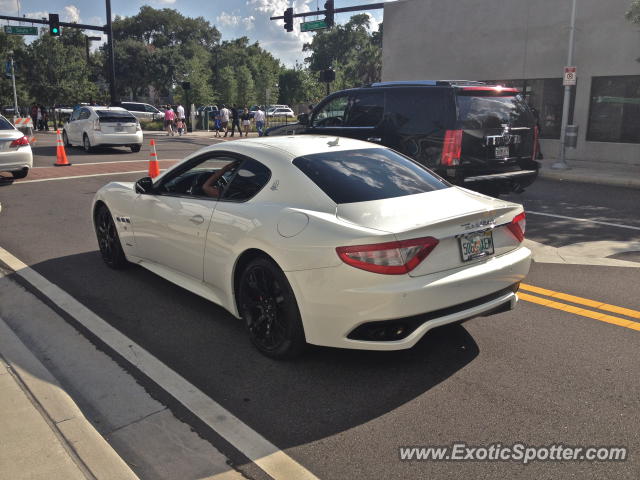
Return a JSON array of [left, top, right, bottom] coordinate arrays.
[[0, 0, 390, 66]]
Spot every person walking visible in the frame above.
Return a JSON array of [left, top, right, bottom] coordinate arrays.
[[176, 103, 186, 135], [229, 105, 241, 137], [30, 104, 38, 129], [213, 110, 222, 137], [164, 105, 175, 136], [220, 105, 230, 137], [254, 106, 265, 137], [241, 107, 251, 137], [36, 105, 43, 131]]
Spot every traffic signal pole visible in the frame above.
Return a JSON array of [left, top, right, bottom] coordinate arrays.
[[270, 2, 385, 22], [10, 54, 19, 122]]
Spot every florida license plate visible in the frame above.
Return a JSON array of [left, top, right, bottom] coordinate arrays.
[[495, 146, 509, 158], [115, 126, 124, 132], [459, 230, 494, 262]]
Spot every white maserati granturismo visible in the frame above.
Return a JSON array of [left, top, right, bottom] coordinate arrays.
[[92, 135, 531, 358]]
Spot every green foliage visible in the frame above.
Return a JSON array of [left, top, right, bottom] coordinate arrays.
[[235, 65, 255, 107]]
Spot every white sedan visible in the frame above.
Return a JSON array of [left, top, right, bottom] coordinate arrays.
[[63, 106, 143, 153], [92, 136, 531, 358], [267, 107, 295, 117], [0, 114, 33, 179]]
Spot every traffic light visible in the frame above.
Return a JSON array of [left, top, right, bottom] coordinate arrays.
[[284, 8, 293, 32], [324, 0, 335, 28], [49, 13, 60, 36]]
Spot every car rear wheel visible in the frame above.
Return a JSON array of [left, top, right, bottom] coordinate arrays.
[[83, 134, 93, 153], [11, 168, 29, 179], [95, 205, 129, 269], [130, 144, 141, 153], [62, 130, 71, 147], [238, 257, 306, 359]]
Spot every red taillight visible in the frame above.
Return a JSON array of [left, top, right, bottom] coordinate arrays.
[[531, 126, 539, 161], [507, 212, 526, 242], [10, 136, 29, 147], [441, 129, 462, 166], [336, 237, 439, 275]]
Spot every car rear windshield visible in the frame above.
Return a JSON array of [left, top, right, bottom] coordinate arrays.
[[456, 91, 534, 129], [0, 117, 15, 130], [293, 148, 448, 204], [96, 110, 136, 123]]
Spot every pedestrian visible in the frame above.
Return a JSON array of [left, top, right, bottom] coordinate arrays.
[[30, 104, 38, 129], [176, 103, 186, 135], [220, 104, 230, 137], [42, 106, 49, 131], [36, 105, 43, 131], [254, 106, 265, 137], [164, 105, 175, 136], [241, 107, 251, 137], [214, 110, 222, 137], [229, 105, 241, 137]]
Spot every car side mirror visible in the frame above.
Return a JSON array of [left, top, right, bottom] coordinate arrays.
[[298, 113, 309, 125], [135, 176, 154, 194]]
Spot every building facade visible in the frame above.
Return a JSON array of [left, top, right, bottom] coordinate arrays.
[[382, 0, 640, 165]]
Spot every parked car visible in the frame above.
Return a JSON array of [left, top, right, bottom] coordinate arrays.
[[267, 80, 540, 195], [63, 106, 143, 153], [0, 114, 33, 179], [120, 102, 164, 121], [267, 107, 295, 117], [92, 135, 531, 358]]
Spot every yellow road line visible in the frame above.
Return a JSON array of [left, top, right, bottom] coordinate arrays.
[[518, 292, 640, 331], [520, 283, 640, 319]]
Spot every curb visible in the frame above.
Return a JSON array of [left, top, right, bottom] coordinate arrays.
[[0, 316, 139, 480], [539, 169, 640, 189]]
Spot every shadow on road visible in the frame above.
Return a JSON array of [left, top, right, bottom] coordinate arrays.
[[30, 250, 479, 450]]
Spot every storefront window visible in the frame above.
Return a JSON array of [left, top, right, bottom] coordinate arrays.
[[587, 75, 640, 144]]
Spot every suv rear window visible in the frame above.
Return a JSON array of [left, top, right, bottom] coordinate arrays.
[[293, 148, 448, 204], [456, 91, 534, 129], [96, 110, 137, 122]]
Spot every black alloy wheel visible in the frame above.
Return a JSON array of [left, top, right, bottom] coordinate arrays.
[[238, 257, 306, 359], [95, 205, 128, 269]]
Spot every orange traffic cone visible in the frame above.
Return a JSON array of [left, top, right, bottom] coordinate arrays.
[[54, 129, 71, 167], [148, 139, 160, 178]]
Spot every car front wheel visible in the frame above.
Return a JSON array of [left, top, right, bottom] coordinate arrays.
[[130, 144, 141, 153], [95, 205, 129, 269], [62, 130, 71, 147], [238, 257, 306, 359]]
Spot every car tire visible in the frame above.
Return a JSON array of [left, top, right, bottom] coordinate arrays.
[[130, 144, 141, 153], [94, 205, 129, 269], [238, 256, 306, 359], [62, 130, 71, 148], [83, 134, 93, 153], [11, 168, 28, 179]]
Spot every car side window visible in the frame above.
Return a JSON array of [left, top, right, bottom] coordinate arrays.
[[386, 88, 455, 135], [70, 110, 80, 122], [158, 156, 239, 199], [78, 108, 91, 120], [145, 105, 158, 113], [220, 158, 271, 202], [345, 92, 385, 127], [311, 95, 350, 127]]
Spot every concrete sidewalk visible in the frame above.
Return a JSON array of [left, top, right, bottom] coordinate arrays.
[[538, 156, 640, 189]]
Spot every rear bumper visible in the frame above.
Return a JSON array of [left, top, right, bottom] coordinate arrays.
[[0, 148, 33, 173], [463, 169, 538, 184], [90, 131, 143, 147], [286, 245, 531, 350]]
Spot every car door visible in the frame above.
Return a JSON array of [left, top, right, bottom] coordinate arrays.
[[66, 109, 81, 143], [76, 108, 92, 141], [307, 93, 353, 138], [132, 154, 239, 280]]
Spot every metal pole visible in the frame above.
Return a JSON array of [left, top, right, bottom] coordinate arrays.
[[105, 0, 117, 105], [10, 55, 18, 123], [552, 0, 576, 170]]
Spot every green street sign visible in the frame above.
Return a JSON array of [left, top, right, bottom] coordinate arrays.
[[4, 25, 39, 35], [301, 20, 327, 32]]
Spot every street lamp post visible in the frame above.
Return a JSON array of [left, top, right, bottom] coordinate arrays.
[[8, 51, 19, 122], [552, 0, 577, 170]]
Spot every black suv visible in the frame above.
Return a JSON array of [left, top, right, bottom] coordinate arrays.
[[267, 80, 540, 195]]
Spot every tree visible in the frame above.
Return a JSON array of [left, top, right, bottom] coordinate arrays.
[[218, 66, 237, 105], [0, 32, 31, 111], [235, 65, 254, 107]]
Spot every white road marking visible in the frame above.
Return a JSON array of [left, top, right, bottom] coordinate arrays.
[[33, 159, 181, 168], [0, 246, 319, 480], [17, 171, 151, 183], [527, 210, 640, 232], [524, 239, 640, 268]]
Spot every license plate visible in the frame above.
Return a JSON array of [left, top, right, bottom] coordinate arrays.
[[115, 126, 124, 132], [459, 230, 495, 262], [495, 146, 509, 158]]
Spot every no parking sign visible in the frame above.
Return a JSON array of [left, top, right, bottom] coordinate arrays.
[[563, 66, 577, 86]]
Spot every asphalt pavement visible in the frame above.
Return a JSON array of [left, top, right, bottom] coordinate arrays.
[[0, 133, 639, 479]]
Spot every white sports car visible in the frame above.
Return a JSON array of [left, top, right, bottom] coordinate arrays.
[[92, 136, 531, 358]]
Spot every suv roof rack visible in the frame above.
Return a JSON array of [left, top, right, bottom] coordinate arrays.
[[370, 80, 488, 88]]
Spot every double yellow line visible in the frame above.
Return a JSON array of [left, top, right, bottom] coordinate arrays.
[[519, 283, 640, 332]]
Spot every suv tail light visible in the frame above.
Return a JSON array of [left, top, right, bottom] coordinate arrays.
[[9, 136, 29, 147], [336, 237, 439, 275], [531, 126, 539, 161], [93, 119, 101, 131], [441, 129, 462, 166], [506, 212, 526, 242]]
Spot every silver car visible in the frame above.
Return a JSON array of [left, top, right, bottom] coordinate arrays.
[[0, 115, 33, 179]]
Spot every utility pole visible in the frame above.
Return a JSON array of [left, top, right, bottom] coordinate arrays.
[[552, 0, 577, 170], [105, 0, 117, 105], [8, 51, 18, 122]]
